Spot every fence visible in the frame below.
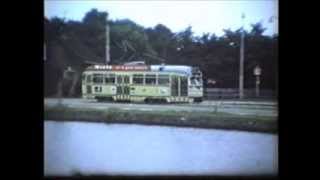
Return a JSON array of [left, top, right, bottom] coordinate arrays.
[[204, 88, 277, 100]]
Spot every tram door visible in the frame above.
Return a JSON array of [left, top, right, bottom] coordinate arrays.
[[180, 76, 188, 96], [171, 76, 179, 96], [171, 76, 188, 97], [116, 75, 130, 95]]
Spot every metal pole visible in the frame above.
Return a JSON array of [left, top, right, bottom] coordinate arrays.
[[106, 15, 110, 64], [239, 13, 245, 99], [256, 75, 260, 97]]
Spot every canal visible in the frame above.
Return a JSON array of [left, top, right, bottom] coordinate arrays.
[[44, 120, 278, 176]]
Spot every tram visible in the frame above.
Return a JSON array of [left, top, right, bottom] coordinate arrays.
[[81, 64, 203, 103]]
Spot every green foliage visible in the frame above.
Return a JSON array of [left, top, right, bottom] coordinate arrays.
[[110, 19, 157, 64], [45, 106, 277, 133], [44, 9, 278, 97]]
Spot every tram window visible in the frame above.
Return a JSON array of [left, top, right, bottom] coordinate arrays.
[[124, 76, 130, 84], [133, 74, 143, 84], [191, 77, 196, 85], [93, 74, 103, 84], [82, 74, 86, 81], [117, 76, 122, 84], [191, 77, 202, 86], [105, 74, 115, 84], [158, 75, 169, 85], [146, 74, 156, 85], [86, 75, 92, 83], [196, 77, 203, 84]]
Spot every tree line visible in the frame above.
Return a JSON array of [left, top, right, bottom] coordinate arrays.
[[44, 9, 278, 97]]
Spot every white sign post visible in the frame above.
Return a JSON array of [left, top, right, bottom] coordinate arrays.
[[254, 66, 261, 97], [254, 65, 261, 76]]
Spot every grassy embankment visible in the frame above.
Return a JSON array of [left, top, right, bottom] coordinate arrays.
[[44, 104, 277, 133]]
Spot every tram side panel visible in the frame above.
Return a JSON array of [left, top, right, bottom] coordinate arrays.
[[81, 71, 203, 103]]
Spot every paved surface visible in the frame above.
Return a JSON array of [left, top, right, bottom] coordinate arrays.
[[44, 98, 278, 117]]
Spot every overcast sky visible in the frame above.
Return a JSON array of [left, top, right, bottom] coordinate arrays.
[[45, 0, 278, 37]]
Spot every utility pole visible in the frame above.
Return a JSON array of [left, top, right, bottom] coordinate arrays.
[[106, 14, 110, 64], [239, 13, 245, 99], [256, 75, 260, 97], [268, 15, 278, 99]]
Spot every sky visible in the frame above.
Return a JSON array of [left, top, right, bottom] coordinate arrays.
[[44, 0, 278, 37]]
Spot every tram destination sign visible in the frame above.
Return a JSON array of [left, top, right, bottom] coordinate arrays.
[[92, 65, 150, 71]]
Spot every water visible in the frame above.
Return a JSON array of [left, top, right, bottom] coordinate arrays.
[[44, 121, 278, 176]]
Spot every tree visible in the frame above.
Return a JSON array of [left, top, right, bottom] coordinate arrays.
[[145, 24, 173, 61], [45, 8, 278, 97], [110, 19, 157, 64], [250, 22, 266, 36], [81, 9, 108, 59]]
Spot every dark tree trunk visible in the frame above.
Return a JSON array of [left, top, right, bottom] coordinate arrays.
[[68, 71, 81, 97], [56, 80, 63, 98], [56, 71, 65, 98]]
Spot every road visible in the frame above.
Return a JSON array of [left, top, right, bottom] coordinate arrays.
[[44, 98, 278, 117]]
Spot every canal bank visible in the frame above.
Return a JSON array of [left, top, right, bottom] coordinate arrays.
[[44, 105, 277, 133]]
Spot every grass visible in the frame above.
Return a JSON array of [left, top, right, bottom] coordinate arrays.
[[44, 105, 277, 133]]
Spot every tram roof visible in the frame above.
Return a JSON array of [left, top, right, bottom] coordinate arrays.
[[86, 65, 196, 75]]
